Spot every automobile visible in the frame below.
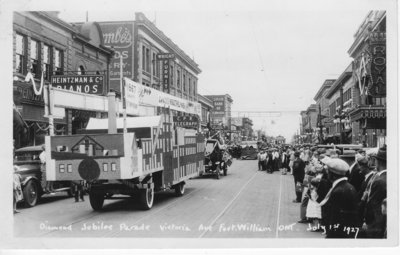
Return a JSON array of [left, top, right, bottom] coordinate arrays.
[[316, 144, 364, 166], [203, 139, 232, 179], [13, 144, 74, 207], [240, 141, 259, 160]]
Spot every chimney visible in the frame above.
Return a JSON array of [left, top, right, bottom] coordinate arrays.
[[108, 92, 117, 134]]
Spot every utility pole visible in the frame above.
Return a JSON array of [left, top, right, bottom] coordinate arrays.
[[318, 104, 323, 144], [339, 86, 344, 144]]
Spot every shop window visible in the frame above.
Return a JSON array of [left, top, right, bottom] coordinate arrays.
[[43, 44, 51, 81], [30, 39, 40, 78], [54, 48, 63, 75], [15, 33, 26, 74]]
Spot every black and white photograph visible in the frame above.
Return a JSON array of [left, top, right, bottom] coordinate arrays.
[[0, 0, 398, 252]]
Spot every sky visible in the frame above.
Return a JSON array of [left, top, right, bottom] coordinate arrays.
[[2, 0, 392, 142]]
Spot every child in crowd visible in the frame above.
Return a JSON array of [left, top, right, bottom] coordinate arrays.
[[306, 178, 322, 231]]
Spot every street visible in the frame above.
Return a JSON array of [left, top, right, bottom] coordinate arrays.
[[14, 159, 323, 238]]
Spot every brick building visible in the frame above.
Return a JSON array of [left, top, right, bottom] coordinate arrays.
[[325, 63, 354, 144], [13, 11, 113, 148]]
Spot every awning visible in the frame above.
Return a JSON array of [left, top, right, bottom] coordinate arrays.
[[13, 104, 28, 129]]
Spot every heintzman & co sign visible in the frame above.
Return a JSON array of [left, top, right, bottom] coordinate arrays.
[[51, 75, 105, 95]]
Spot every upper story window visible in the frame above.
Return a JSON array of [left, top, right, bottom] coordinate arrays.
[[43, 44, 51, 80], [30, 39, 40, 78], [145, 48, 150, 73], [15, 34, 26, 74], [183, 73, 186, 92], [188, 77, 191, 95], [152, 52, 156, 76], [329, 102, 336, 117], [54, 48, 63, 75], [177, 69, 181, 88], [142, 46, 145, 72]]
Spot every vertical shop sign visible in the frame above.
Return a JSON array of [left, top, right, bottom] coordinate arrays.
[[368, 31, 386, 97], [157, 53, 175, 94], [162, 60, 170, 93]]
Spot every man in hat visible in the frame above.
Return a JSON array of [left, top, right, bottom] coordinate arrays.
[[319, 157, 360, 238], [361, 145, 387, 238], [348, 151, 367, 193], [292, 151, 305, 203], [357, 156, 376, 222]]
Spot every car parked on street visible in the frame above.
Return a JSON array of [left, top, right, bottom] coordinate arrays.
[[13, 144, 74, 207]]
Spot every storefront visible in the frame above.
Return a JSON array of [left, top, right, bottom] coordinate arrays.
[[13, 81, 67, 148]]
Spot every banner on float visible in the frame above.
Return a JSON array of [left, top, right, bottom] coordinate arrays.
[[124, 78, 141, 115], [123, 77, 202, 116]]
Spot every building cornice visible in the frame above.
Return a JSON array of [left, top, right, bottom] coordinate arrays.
[[325, 63, 353, 99], [313, 79, 335, 101], [198, 94, 214, 108]]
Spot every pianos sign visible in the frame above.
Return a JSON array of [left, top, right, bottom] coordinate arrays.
[[51, 75, 105, 95]]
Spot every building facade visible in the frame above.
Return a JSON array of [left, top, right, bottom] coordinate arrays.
[[300, 105, 317, 143], [348, 11, 386, 147], [13, 11, 113, 148], [325, 64, 354, 144], [197, 94, 213, 130], [313, 79, 335, 143], [98, 13, 201, 103]]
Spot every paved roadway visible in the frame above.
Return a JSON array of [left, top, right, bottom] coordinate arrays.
[[14, 159, 323, 238]]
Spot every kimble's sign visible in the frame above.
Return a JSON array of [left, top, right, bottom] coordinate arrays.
[[51, 75, 104, 95], [173, 116, 199, 129], [99, 22, 134, 92], [368, 32, 386, 97]]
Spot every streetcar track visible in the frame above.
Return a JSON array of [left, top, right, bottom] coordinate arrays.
[[198, 169, 260, 238], [105, 160, 250, 237], [275, 174, 283, 238], [36, 159, 254, 238], [39, 171, 228, 237], [103, 179, 215, 238]]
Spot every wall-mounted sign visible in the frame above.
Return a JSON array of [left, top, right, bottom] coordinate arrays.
[[162, 60, 170, 93], [156, 53, 175, 60], [368, 32, 386, 97], [173, 115, 199, 129], [99, 22, 134, 92], [206, 96, 226, 118], [51, 75, 105, 95]]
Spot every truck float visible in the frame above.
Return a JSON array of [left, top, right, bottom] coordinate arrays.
[[45, 78, 205, 210]]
